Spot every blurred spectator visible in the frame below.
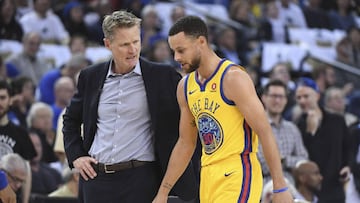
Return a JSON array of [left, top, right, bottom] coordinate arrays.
[[258, 0, 287, 43], [62, 1, 89, 38], [51, 76, 75, 130], [229, 0, 259, 65], [276, 0, 308, 28], [14, 0, 33, 19], [293, 160, 323, 203], [0, 80, 36, 161], [121, 0, 143, 17], [311, 63, 337, 95], [295, 77, 352, 203], [324, 87, 359, 127], [248, 0, 263, 19], [311, 62, 343, 106], [339, 26, 360, 69], [29, 131, 62, 195], [27, 102, 58, 163], [146, 38, 177, 66], [169, 4, 186, 23], [8, 76, 35, 129], [267, 62, 295, 90], [0, 57, 8, 81], [68, 35, 92, 65], [140, 4, 165, 56], [258, 80, 308, 184], [69, 35, 87, 55], [214, 25, 241, 65], [0, 153, 28, 203], [38, 53, 88, 105], [193, 0, 230, 8], [48, 167, 79, 198], [19, 0, 69, 44], [5, 32, 52, 86], [266, 62, 297, 119], [84, 0, 112, 45], [328, 0, 357, 31], [0, 0, 24, 41], [335, 27, 360, 89], [302, 0, 331, 29], [161, 4, 186, 36]]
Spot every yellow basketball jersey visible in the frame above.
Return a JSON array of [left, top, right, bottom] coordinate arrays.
[[185, 59, 259, 167]]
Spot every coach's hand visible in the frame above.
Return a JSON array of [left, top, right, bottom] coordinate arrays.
[[73, 156, 98, 180]]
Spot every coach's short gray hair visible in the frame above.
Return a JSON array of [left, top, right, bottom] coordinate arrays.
[[102, 10, 141, 41]]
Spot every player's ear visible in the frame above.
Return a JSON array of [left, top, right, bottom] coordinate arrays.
[[198, 36, 207, 46]]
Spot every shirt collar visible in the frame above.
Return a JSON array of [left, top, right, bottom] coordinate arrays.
[[106, 59, 141, 78], [267, 114, 284, 127]]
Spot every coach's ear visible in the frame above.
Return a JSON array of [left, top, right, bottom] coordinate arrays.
[[104, 37, 111, 50]]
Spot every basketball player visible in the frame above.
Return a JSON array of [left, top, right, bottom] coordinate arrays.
[[153, 16, 293, 203]]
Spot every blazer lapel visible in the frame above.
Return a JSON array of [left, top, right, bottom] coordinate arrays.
[[140, 58, 159, 129], [89, 61, 110, 123]]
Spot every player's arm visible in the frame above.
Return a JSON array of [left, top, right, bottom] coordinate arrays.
[[153, 78, 198, 203], [223, 67, 293, 202]]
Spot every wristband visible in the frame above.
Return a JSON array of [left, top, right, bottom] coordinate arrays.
[[0, 170, 8, 190], [273, 186, 288, 193]]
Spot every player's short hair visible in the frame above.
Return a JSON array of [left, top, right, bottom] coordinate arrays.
[[169, 15, 208, 41]]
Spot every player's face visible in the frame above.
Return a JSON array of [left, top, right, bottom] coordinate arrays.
[[0, 89, 11, 119], [104, 26, 141, 72], [168, 32, 201, 73], [295, 86, 319, 112], [262, 86, 287, 115]]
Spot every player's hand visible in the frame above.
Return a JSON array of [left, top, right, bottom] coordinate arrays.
[[272, 190, 294, 203], [73, 156, 98, 180], [0, 184, 16, 203]]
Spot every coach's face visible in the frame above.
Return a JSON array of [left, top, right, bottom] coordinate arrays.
[[168, 32, 201, 74], [104, 26, 141, 73]]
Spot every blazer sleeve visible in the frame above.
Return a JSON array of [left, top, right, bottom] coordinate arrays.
[[62, 70, 88, 168]]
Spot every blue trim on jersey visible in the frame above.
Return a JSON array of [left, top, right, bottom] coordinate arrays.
[[243, 122, 249, 153], [238, 154, 252, 203], [243, 121, 253, 153], [195, 58, 226, 91], [184, 75, 190, 103], [220, 63, 236, 105]]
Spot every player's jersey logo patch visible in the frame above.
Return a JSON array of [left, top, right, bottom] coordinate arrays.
[[198, 112, 223, 154]]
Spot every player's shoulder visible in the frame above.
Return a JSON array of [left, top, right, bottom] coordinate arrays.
[[223, 64, 249, 81], [226, 63, 246, 72]]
